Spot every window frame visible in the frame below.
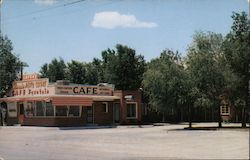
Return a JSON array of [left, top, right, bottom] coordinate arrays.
[[24, 101, 36, 117], [101, 102, 109, 113], [7, 102, 17, 117], [55, 105, 69, 117], [35, 101, 45, 117], [68, 106, 81, 117], [126, 102, 138, 119], [45, 102, 55, 117], [23, 101, 82, 118], [221, 104, 230, 116]]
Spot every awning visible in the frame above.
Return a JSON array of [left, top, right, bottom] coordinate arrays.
[[52, 97, 93, 106], [0, 95, 120, 105], [0, 96, 52, 102]]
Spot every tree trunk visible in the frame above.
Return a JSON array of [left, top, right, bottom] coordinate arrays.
[[236, 112, 238, 122], [241, 107, 246, 128], [180, 108, 183, 122], [215, 97, 222, 128], [241, 79, 249, 128], [218, 105, 222, 128], [188, 104, 192, 128], [211, 107, 214, 121], [205, 107, 207, 121], [0, 108, 2, 126], [162, 112, 165, 123]]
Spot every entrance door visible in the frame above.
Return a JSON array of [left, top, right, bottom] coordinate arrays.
[[86, 106, 93, 124], [113, 103, 120, 123], [18, 103, 24, 124]]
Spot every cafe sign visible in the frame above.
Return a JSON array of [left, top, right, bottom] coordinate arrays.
[[55, 85, 113, 96]]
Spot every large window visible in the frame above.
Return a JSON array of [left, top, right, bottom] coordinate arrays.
[[68, 106, 80, 117], [56, 106, 68, 117], [45, 102, 54, 116], [24, 101, 81, 117], [56, 106, 81, 117], [36, 101, 45, 116], [25, 102, 35, 117], [7, 102, 17, 117], [126, 103, 137, 119], [25, 101, 55, 117]]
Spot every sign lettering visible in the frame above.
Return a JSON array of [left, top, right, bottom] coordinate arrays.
[[12, 78, 53, 96], [56, 85, 112, 96], [22, 73, 39, 81]]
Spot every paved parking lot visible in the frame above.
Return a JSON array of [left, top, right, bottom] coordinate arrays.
[[0, 123, 249, 160]]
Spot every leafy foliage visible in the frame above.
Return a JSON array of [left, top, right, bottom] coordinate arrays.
[[223, 12, 250, 127], [0, 35, 24, 97], [101, 44, 145, 90], [66, 60, 86, 84], [223, 12, 250, 98], [143, 50, 185, 117], [40, 57, 66, 82]]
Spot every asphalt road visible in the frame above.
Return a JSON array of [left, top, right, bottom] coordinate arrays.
[[0, 123, 249, 160]]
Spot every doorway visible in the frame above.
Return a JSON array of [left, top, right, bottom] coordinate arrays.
[[113, 103, 120, 124], [86, 106, 93, 124], [18, 103, 24, 124]]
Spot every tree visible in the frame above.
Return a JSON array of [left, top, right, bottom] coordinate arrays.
[[186, 31, 227, 127], [102, 44, 145, 90], [0, 35, 24, 97], [223, 12, 250, 127], [40, 57, 66, 82], [64, 58, 106, 85], [177, 68, 201, 128], [66, 60, 86, 84], [85, 58, 105, 85], [143, 49, 185, 122], [85, 63, 99, 85]]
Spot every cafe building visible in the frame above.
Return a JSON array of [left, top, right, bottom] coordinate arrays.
[[0, 74, 143, 126]]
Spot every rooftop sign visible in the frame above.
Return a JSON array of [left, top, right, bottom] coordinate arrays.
[[55, 85, 113, 96], [22, 73, 40, 81], [12, 78, 52, 96], [11, 73, 113, 97]]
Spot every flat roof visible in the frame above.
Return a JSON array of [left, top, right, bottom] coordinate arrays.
[[0, 95, 120, 102]]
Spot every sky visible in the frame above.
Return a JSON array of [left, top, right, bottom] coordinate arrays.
[[1, 0, 249, 73]]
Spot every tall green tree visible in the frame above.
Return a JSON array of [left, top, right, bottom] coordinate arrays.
[[223, 12, 250, 127], [93, 58, 105, 83], [40, 57, 66, 82], [85, 63, 99, 85], [65, 58, 104, 85], [66, 60, 86, 84], [85, 58, 105, 85], [0, 35, 24, 97], [143, 49, 185, 122], [186, 31, 227, 127], [102, 44, 145, 90]]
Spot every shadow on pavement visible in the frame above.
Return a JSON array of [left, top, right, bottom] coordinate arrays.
[[180, 126, 250, 131], [58, 125, 117, 130]]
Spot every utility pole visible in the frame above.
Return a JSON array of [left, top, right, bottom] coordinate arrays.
[[0, 0, 3, 34], [248, 0, 250, 125], [0, 0, 3, 126], [248, 0, 250, 20]]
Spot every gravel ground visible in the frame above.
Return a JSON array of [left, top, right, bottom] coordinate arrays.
[[0, 123, 249, 160]]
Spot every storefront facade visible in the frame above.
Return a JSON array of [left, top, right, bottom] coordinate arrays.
[[0, 74, 142, 126]]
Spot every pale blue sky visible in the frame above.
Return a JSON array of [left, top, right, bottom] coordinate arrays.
[[2, 0, 249, 73]]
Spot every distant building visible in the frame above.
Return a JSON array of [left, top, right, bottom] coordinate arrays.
[[0, 73, 143, 126], [219, 93, 234, 122]]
